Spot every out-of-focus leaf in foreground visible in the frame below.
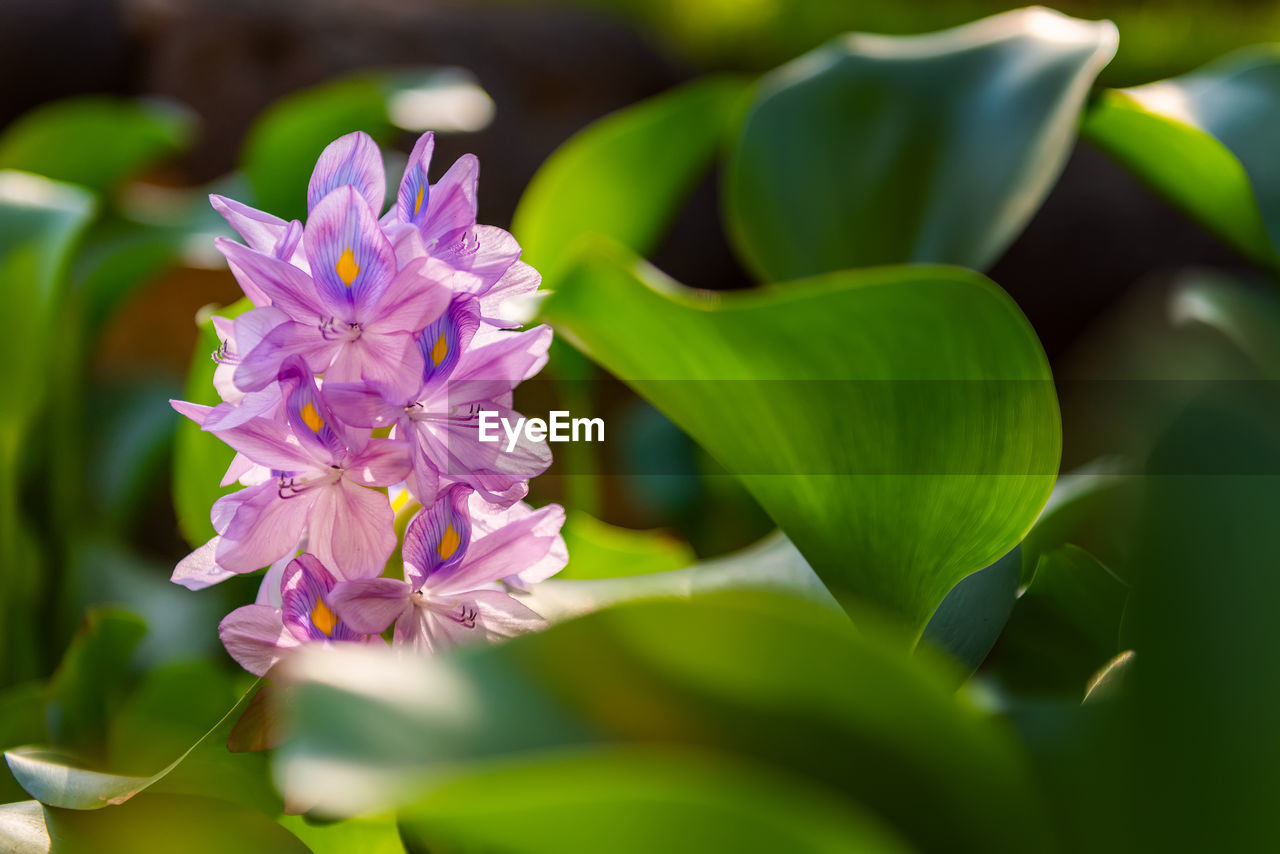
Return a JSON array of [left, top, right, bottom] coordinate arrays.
[[276, 592, 1048, 852], [726, 8, 1117, 280], [5, 675, 258, 810], [541, 242, 1060, 630], [1084, 47, 1280, 270], [0, 97, 194, 195], [399, 748, 911, 854], [2, 793, 309, 854], [45, 609, 146, 756], [513, 76, 745, 289]]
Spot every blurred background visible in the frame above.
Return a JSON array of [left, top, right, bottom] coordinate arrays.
[[2, 0, 1277, 738]]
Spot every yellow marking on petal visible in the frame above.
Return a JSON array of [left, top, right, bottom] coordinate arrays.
[[391, 490, 410, 513], [336, 247, 360, 287], [430, 332, 448, 366], [438, 524, 460, 560], [414, 185, 425, 216], [300, 402, 324, 433], [311, 598, 337, 637]]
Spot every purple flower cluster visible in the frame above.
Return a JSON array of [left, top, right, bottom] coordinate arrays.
[[171, 132, 566, 675]]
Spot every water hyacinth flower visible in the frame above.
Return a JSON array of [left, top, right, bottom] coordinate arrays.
[[174, 128, 563, 674], [172, 358, 409, 588], [330, 484, 566, 653], [219, 554, 372, 677], [326, 294, 554, 507]]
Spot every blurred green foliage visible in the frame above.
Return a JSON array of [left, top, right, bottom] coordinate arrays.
[[7, 3, 1280, 851]]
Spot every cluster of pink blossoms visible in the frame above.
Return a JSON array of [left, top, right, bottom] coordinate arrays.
[[171, 131, 566, 675]]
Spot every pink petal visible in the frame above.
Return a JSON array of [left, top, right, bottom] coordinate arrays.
[[364, 255, 453, 335], [233, 320, 342, 393], [218, 238, 332, 320], [310, 479, 396, 580], [395, 132, 435, 226], [329, 577, 412, 634], [323, 381, 403, 428], [434, 503, 564, 593], [218, 481, 317, 574], [346, 437, 411, 487], [307, 131, 386, 217], [469, 589, 547, 639], [304, 185, 396, 314], [422, 154, 478, 246], [171, 537, 238, 590], [219, 604, 299, 677], [326, 331, 425, 404]]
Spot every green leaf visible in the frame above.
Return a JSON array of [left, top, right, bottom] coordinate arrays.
[[558, 511, 695, 580], [0, 97, 194, 194], [542, 242, 1060, 630], [43, 793, 309, 854], [1169, 273, 1280, 380], [991, 544, 1129, 699], [920, 547, 1021, 678], [725, 8, 1117, 280], [399, 749, 911, 854], [513, 76, 745, 289], [278, 813, 406, 854], [173, 298, 251, 546], [6, 679, 259, 810], [1083, 47, 1280, 269], [524, 531, 837, 622], [45, 609, 147, 756], [242, 69, 485, 221], [1020, 457, 1134, 584], [0, 685, 47, 804], [276, 592, 1048, 852]]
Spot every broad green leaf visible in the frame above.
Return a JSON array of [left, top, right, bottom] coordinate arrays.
[[399, 748, 910, 854], [725, 8, 1117, 281], [524, 531, 837, 622], [558, 511, 695, 580], [45, 609, 146, 756], [173, 298, 251, 546], [1123, 385, 1280, 849], [107, 662, 279, 812], [278, 813, 406, 854], [6, 678, 258, 810], [43, 793, 308, 853], [1020, 458, 1134, 584], [0, 97, 193, 194], [1083, 47, 1280, 269], [919, 547, 1021, 678], [1169, 273, 1280, 380], [987, 545, 1129, 699], [542, 242, 1060, 629], [0, 685, 47, 804], [513, 76, 745, 289], [276, 592, 1047, 852], [243, 69, 485, 220]]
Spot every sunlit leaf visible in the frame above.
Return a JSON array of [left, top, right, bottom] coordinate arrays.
[[542, 241, 1060, 629], [278, 812, 405, 854], [1169, 273, 1280, 380], [558, 511, 695, 580], [513, 76, 745, 289], [6, 679, 258, 810], [726, 8, 1117, 280], [524, 530, 836, 622], [173, 298, 251, 546], [0, 97, 194, 194], [1083, 47, 1280, 269], [399, 748, 911, 854], [44, 793, 308, 854], [277, 591, 1048, 852]]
